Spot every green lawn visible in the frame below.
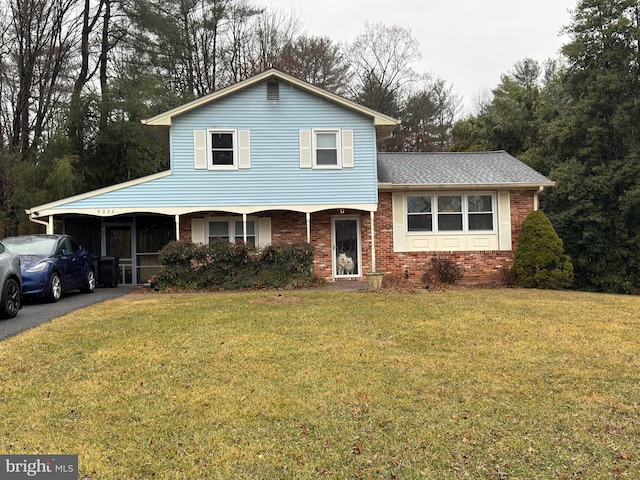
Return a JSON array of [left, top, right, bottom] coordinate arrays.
[[1, 289, 639, 479]]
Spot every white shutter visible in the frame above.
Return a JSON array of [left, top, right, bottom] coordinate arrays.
[[191, 218, 206, 244], [258, 217, 272, 248], [392, 193, 406, 252], [299, 130, 311, 168], [238, 130, 251, 169], [498, 191, 512, 251], [342, 129, 354, 167], [194, 130, 207, 170]]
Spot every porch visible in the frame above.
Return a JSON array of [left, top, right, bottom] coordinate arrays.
[[55, 208, 378, 286]]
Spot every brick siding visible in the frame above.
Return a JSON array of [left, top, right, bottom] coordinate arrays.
[[179, 190, 537, 286]]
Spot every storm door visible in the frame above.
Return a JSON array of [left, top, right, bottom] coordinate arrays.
[[105, 225, 133, 284], [332, 217, 361, 278]]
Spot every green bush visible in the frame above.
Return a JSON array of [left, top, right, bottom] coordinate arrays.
[[513, 210, 574, 289], [257, 242, 315, 288], [155, 241, 316, 290]]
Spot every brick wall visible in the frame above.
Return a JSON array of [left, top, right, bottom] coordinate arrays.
[[372, 191, 536, 285], [178, 190, 536, 285]]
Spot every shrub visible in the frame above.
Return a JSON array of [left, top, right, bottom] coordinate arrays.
[[257, 242, 315, 288], [155, 241, 316, 290], [513, 210, 574, 289], [424, 256, 464, 286]]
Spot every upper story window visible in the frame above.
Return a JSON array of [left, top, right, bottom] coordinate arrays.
[[194, 129, 251, 170], [407, 193, 495, 233], [210, 130, 236, 168], [299, 129, 353, 169], [314, 130, 339, 167]]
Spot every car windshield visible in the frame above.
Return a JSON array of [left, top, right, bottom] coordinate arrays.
[[2, 236, 57, 256]]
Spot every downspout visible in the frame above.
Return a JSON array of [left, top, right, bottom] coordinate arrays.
[[370, 211, 376, 272], [534, 186, 544, 211], [29, 214, 54, 234]]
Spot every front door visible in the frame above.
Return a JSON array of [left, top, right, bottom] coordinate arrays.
[[105, 225, 133, 284], [332, 217, 361, 278]]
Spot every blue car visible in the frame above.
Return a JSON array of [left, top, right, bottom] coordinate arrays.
[[1, 234, 96, 302]]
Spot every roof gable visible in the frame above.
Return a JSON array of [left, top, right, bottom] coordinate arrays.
[[142, 69, 400, 139]]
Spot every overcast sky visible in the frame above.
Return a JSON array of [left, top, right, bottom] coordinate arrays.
[[259, 0, 577, 115]]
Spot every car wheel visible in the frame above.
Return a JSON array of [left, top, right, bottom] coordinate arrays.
[[80, 268, 96, 293], [47, 272, 62, 302], [0, 278, 21, 319]]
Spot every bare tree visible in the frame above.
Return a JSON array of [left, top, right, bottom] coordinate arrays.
[[219, 0, 263, 85], [345, 22, 421, 116], [251, 7, 299, 71], [4, 0, 78, 160]]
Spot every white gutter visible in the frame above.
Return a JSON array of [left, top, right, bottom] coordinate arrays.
[[29, 215, 54, 234]]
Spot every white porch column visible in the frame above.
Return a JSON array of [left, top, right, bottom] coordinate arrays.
[[174, 214, 180, 241], [48, 216, 54, 234], [306, 212, 311, 243], [243, 214, 248, 243], [370, 211, 376, 273]]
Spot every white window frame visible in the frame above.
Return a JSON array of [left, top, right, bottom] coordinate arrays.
[[406, 192, 497, 234], [207, 216, 257, 245], [208, 129, 238, 170], [312, 129, 342, 169]]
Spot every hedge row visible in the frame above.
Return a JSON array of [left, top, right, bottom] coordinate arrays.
[[153, 240, 318, 290]]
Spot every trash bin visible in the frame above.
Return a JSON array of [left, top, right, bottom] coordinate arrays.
[[98, 256, 119, 288]]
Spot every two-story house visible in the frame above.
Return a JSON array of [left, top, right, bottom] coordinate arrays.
[[26, 69, 553, 286]]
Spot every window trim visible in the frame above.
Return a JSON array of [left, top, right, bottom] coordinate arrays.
[[406, 192, 497, 234], [208, 129, 238, 170], [312, 129, 342, 169]]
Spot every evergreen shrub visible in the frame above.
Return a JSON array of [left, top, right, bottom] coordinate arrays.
[[513, 210, 574, 289]]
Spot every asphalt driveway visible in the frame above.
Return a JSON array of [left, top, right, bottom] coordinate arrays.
[[0, 286, 134, 341]]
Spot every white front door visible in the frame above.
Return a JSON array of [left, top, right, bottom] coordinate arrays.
[[332, 217, 361, 278]]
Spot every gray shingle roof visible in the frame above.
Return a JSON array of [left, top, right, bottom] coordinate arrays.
[[377, 151, 554, 187]]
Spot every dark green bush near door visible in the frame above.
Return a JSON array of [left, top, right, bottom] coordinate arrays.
[[155, 240, 316, 290], [513, 210, 574, 289]]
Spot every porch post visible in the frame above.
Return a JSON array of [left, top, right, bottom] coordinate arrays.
[[48, 216, 54, 234], [243, 214, 247, 243], [305, 212, 311, 243], [370, 211, 376, 272], [174, 214, 180, 241]]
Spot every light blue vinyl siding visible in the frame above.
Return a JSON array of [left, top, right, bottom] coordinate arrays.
[[57, 80, 379, 211]]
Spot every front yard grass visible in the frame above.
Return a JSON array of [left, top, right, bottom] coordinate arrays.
[[0, 288, 639, 479]]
